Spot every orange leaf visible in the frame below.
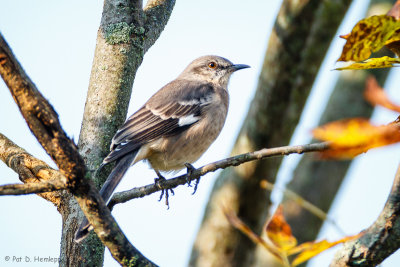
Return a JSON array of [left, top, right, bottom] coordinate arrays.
[[266, 206, 297, 251], [313, 118, 400, 159], [290, 233, 362, 266], [364, 76, 400, 112], [339, 33, 350, 40]]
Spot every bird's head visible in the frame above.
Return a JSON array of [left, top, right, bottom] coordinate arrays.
[[178, 55, 250, 88]]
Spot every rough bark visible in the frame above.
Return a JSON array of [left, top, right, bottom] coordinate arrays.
[[0, 33, 85, 190], [0, 30, 156, 266], [330, 162, 400, 266], [328, 2, 400, 264], [0, 133, 65, 206], [64, 0, 176, 266], [190, 1, 352, 266], [274, 2, 394, 267], [254, 1, 395, 266]]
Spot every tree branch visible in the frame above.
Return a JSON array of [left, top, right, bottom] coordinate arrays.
[[0, 33, 155, 267], [331, 161, 400, 266], [0, 32, 85, 186], [0, 180, 66, 195], [71, 0, 176, 265], [0, 132, 66, 207], [143, 0, 176, 53], [108, 142, 330, 209], [279, 1, 396, 251], [190, 0, 353, 265]]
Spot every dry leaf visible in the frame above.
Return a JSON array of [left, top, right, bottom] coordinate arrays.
[[386, 40, 400, 56], [290, 234, 362, 266], [338, 15, 400, 62], [313, 118, 400, 159], [266, 205, 297, 251], [335, 56, 400, 70], [364, 76, 400, 112]]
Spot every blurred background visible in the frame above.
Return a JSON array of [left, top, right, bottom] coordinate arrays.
[[1, 0, 400, 266]]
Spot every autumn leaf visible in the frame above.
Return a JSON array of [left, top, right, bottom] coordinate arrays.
[[289, 233, 363, 266], [338, 15, 400, 62], [385, 29, 400, 56], [226, 205, 363, 266], [385, 29, 400, 45], [266, 205, 297, 251], [313, 118, 400, 159], [335, 56, 400, 70], [386, 40, 400, 57], [364, 76, 400, 112]]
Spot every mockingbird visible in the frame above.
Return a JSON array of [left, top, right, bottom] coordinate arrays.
[[75, 55, 249, 242]]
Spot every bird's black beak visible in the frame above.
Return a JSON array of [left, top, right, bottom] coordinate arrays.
[[231, 64, 250, 71]]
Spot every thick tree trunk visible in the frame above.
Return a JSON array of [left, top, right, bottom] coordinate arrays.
[[254, 1, 395, 266], [58, 1, 175, 266], [189, 1, 352, 266], [283, 56, 392, 244]]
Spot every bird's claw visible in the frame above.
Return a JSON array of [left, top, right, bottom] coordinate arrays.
[[184, 163, 201, 195], [154, 173, 174, 209], [184, 163, 196, 186], [158, 187, 174, 209]]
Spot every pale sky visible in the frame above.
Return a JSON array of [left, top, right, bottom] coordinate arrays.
[[1, 1, 399, 266]]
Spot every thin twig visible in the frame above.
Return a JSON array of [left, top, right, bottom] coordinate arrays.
[[260, 180, 346, 236], [108, 142, 330, 209], [0, 132, 66, 206], [0, 180, 66, 195]]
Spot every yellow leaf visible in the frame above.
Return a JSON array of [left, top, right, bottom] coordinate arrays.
[[385, 30, 400, 45], [364, 76, 400, 112], [266, 206, 297, 251], [338, 15, 400, 62], [335, 56, 400, 70], [313, 118, 400, 159], [290, 234, 362, 266]]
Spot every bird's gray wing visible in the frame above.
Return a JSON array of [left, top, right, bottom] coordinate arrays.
[[102, 81, 215, 164]]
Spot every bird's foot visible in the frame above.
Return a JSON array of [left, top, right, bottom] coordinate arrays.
[[184, 163, 196, 185], [154, 171, 174, 209], [184, 163, 200, 195]]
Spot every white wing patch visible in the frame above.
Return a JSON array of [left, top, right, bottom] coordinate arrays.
[[179, 93, 214, 107], [178, 114, 200, 126], [178, 99, 200, 106]]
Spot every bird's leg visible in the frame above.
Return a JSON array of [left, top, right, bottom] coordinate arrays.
[[154, 170, 174, 209], [184, 163, 201, 195], [154, 169, 166, 184], [184, 163, 196, 186]]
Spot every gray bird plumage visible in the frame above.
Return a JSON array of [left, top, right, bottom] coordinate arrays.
[[75, 55, 249, 242]]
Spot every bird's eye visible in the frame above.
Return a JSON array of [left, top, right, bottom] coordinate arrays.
[[208, 62, 217, 69]]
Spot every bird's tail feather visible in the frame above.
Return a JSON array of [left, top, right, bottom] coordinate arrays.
[[74, 151, 138, 242]]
